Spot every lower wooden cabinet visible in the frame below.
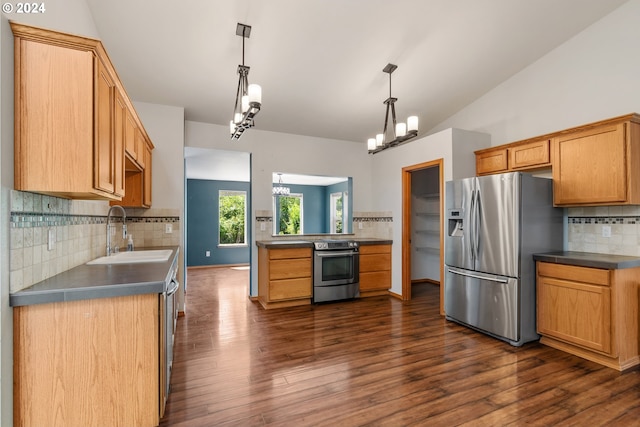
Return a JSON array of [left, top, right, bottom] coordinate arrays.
[[536, 261, 640, 371], [258, 246, 312, 309], [13, 294, 160, 427], [359, 244, 391, 297]]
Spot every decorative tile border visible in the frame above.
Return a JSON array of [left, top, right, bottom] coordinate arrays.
[[10, 212, 180, 228], [353, 217, 393, 222], [568, 216, 639, 225]]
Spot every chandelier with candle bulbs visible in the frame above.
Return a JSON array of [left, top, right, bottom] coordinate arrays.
[[367, 63, 418, 153], [230, 23, 262, 140]]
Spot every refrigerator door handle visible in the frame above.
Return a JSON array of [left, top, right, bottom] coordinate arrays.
[[446, 267, 509, 284], [469, 189, 476, 263], [474, 189, 481, 261]]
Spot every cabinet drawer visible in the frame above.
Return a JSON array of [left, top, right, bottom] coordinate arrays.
[[360, 270, 391, 291], [269, 278, 311, 300], [359, 244, 391, 255], [509, 139, 550, 169], [269, 248, 312, 260], [537, 276, 612, 354], [269, 258, 311, 280], [476, 148, 508, 175], [360, 253, 391, 273], [537, 262, 610, 286]]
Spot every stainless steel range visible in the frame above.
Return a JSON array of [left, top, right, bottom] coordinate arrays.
[[313, 240, 359, 303]]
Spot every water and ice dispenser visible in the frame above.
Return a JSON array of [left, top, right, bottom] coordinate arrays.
[[447, 209, 464, 237]]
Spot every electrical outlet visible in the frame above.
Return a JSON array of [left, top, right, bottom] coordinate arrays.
[[602, 225, 611, 238], [165, 223, 173, 234], [205, 250, 211, 257], [358, 222, 363, 230]]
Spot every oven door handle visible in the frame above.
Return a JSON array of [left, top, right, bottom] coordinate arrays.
[[315, 251, 356, 257]]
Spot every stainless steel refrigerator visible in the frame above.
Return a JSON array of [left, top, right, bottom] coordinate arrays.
[[444, 172, 563, 346]]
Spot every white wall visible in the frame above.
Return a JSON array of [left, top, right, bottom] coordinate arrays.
[[185, 120, 373, 295], [133, 102, 185, 210], [0, 1, 101, 424], [430, 0, 640, 147], [371, 128, 490, 295]]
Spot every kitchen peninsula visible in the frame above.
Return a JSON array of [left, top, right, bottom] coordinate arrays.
[[256, 238, 392, 309], [10, 247, 179, 427]]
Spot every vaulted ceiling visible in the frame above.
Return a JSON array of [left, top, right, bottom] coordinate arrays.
[[86, 0, 628, 144]]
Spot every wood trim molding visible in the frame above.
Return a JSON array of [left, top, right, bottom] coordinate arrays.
[[401, 158, 444, 313]]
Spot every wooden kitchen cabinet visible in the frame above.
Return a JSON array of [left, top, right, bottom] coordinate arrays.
[[12, 22, 153, 202], [536, 261, 640, 371], [508, 139, 550, 170], [475, 147, 508, 175], [553, 118, 640, 206], [13, 294, 160, 427], [359, 244, 391, 297], [258, 246, 312, 309], [475, 139, 550, 176]]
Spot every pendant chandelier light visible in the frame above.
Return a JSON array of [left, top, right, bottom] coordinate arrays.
[[230, 23, 262, 140], [272, 173, 290, 196], [367, 63, 418, 153]]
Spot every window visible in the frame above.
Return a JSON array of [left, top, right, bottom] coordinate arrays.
[[219, 190, 247, 245], [274, 193, 303, 235], [330, 191, 348, 233]]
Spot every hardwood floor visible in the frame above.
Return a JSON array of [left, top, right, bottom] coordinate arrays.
[[160, 267, 640, 426]]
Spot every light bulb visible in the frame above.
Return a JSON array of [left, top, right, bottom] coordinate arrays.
[[234, 113, 242, 124], [230, 120, 235, 134], [396, 122, 407, 137], [248, 84, 262, 104], [376, 134, 384, 147], [367, 138, 376, 151], [407, 116, 419, 132], [241, 95, 249, 113]]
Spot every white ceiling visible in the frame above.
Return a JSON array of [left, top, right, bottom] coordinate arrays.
[[86, 0, 627, 144]]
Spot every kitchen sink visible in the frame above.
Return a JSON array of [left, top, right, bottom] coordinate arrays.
[[87, 249, 173, 265]]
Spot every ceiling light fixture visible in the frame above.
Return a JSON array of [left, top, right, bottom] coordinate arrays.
[[367, 63, 418, 153], [230, 23, 262, 140], [272, 173, 290, 196]]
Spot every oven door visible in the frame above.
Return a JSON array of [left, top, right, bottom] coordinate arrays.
[[314, 250, 359, 287]]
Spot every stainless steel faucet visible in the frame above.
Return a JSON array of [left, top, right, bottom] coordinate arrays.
[[106, 205, 127, 256]]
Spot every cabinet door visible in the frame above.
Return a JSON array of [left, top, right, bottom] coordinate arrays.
[[143, 143, 152, 207], [509, 139, 550, 170], [476, 148, 508, 175], [15, 40, 94, 194], [553, 124, 627, 205], [124, 107, 138, 162], [537, 275, 612, 355], [113, 91, 126, 197], [94, 58, 117, 194]]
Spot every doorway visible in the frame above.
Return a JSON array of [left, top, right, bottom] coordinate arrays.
[[401, 159, 444, 314]]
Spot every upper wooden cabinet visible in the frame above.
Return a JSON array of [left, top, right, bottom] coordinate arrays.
[[509, 139, 550, 170], [553, 119, 640, 206], [475, 113, 640, 207], [476, 139, 550, 176], [11, 22, 153, 201], [475, 147, 508, 175]]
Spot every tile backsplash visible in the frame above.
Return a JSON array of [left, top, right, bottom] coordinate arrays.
[[10, 191, 180, 293], [567, 206, 640, 256], [254, 210, 393, 242]]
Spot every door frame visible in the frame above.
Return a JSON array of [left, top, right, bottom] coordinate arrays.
[[401, 158, 445, 315]]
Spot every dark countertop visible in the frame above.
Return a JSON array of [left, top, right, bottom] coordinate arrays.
[[10, 246, 179, 307], [533, 251, 640, 270], [256, 238, 392, 249]]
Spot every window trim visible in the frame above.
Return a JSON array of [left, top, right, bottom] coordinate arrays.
[[218, 189, 248, 247]]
